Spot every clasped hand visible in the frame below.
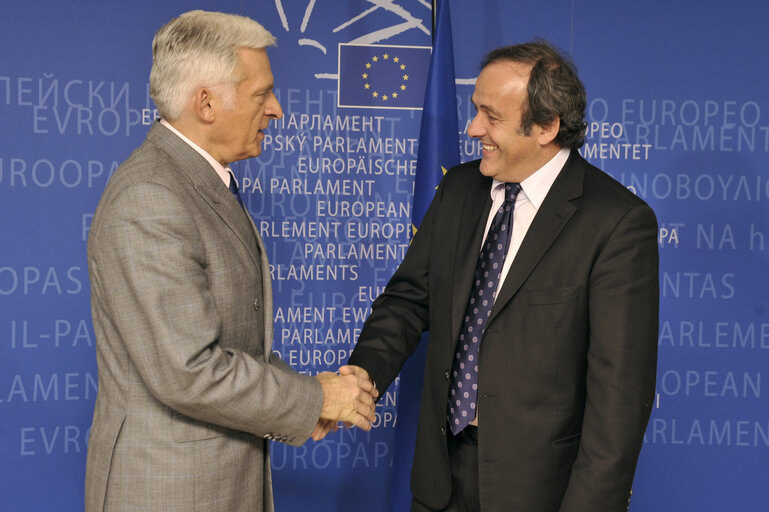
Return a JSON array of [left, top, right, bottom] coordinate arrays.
[[312, 365, 378, 441]]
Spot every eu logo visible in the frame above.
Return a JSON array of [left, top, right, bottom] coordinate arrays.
[[338, 43, 431, 110]]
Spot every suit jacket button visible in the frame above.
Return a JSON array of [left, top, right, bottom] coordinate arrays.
[[444, 371, 450, 380], [441, 426, 446, 436], [253, 298, 261, 311]]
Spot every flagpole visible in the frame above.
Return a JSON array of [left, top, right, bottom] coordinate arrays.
[[432, 0, 436, 42]]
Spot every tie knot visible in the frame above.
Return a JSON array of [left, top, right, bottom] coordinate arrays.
[[228, 172, 239, 193], [504, 183, 521, 203]]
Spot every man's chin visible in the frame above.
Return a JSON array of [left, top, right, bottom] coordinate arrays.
[[478, 161, 497, 178], [229, 147, 261, 164]]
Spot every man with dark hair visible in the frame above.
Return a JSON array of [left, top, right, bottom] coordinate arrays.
[[346, 40, 659, 511], [85, 10, 375, 512]]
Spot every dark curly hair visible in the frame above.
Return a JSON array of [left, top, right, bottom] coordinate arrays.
[[481, 40, 587, 149]]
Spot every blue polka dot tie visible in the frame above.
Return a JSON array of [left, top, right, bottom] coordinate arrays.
[[448, 182, 521, 435]]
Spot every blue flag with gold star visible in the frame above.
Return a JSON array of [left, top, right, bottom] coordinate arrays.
[[413, 1, 459, 229], [390, 1, 460, 511], [338, 43, 431, 109]]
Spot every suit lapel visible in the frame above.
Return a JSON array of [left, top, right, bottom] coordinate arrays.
[[147, 122, 261, 268], [488, 152, 584, 324], [193, 182, 261, 268], [450, 173, 493, 343]]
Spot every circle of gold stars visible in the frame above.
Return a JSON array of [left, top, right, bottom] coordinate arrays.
[[361, 52, 408, 102]]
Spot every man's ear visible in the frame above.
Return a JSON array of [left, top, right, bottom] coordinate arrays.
[[537, 117, 560, 146], [193, 88, 215, 123]]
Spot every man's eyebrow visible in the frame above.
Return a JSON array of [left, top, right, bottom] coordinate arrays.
[[473, 100, 504, 119], [254, 83, 274, 94]]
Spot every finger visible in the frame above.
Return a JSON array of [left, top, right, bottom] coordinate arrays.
[[337, 403, 370, 430], [344, 375, 376, 402], [358, 379, 377, 396], [339, 364, 365, 376], [312, 421, 327, 440], [311, 424, 325, 441], [355, 398, 376, 424], [362, 404, 377, 424], [341, 366, 378, 399], [359, 384, 376, 403], [340, 366, 375, 390], [346, 412, 372, 431], [313, 419, 336, 441], [358, 392, 375, 411]]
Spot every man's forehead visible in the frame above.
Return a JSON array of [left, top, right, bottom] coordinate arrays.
[[237, 47, 270, 66], [482, 60, 532, 82], [473, 61, 530, 96], [236, 48, 273, 80]]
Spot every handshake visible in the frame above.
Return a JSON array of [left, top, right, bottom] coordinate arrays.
[[312, 365, 378, 441]]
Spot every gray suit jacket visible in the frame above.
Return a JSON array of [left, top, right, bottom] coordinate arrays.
[[85, 122, 323, 512]]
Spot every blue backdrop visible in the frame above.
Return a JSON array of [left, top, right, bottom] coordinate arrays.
[[1, 1, 767, 511]]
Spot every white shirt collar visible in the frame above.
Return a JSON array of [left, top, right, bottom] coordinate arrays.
[[160, 118, 232, 186], [490, 147, 570, 209]]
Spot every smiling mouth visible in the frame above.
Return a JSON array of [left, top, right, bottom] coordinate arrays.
[[482, 143, 497, 152]]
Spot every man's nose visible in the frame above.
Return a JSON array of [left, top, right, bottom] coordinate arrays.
[[265, 91, 283, 120], [466, 114, 484, 138]]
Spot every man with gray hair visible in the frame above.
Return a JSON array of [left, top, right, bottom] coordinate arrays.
[[85, 10, 376, 512]]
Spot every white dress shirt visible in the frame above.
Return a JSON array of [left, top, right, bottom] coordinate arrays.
[[484, 147, 571, 300]]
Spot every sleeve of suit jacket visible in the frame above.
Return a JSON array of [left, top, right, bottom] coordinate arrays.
[[88, 180, 322, 445], [347, 175, 445, 392], [559, 201, 659, 511]]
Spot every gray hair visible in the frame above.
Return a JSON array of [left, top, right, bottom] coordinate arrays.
[[481, 40, 587, 149], [149, 10, 276, 120]]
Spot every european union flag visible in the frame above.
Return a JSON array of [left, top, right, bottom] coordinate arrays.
[[390, 1, 460, 511], [412, 8, 459, 226], [337, 43, 431, 109]]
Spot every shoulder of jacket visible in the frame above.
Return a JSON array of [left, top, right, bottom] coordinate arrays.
[[578, 156, 652, 212]]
